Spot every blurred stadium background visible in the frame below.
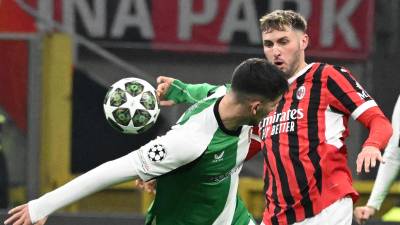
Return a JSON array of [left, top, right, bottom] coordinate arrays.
[[0, 0, 399, 224]]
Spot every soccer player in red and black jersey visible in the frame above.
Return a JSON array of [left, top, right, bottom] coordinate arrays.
[[258, 10, 393, 225]]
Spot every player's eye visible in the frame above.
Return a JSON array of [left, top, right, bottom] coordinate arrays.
[[263, 41, 273, 48], [278, 38, 289, 45]]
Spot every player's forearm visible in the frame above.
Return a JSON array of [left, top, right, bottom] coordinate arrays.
[[367, 146, 400, 210], [357, 107, 392, 150], [28, 152, 140, 223], [166, 79, 218, 104]]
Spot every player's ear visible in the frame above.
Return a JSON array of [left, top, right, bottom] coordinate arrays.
[[300, 33, 309, 50], [249, 101, 262, 115]]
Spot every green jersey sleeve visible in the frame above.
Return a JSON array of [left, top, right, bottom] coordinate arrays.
[[165, 79, 219, 104]]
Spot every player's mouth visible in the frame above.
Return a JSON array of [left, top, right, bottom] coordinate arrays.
[[274, 60, 285, 69]]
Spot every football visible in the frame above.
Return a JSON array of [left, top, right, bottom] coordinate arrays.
[[103, 77, 160, 134]]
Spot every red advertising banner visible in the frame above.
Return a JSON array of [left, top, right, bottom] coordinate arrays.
[[0, 0, 36, 32], [64, 0, 374, 60], [0, 41, 29, 132], [305, 0, 374, 59]]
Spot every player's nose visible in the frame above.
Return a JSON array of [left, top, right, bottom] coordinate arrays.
[[272, 47, 281, 56]]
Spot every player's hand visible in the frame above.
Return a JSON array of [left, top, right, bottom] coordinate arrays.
[[4, 204, 47, 225], [156, 76, 176, 107], [353, 206, 376, 224], [356, 146, 384, 174], [135, 179, 156, 194]]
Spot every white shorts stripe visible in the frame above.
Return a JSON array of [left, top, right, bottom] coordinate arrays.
[[260, 197, 353, 225], [293, 197, 353, 225]]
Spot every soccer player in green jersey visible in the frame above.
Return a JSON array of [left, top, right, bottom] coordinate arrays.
[[5, 58, 288, 225]]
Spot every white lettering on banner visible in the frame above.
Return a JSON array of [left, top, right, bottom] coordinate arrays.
[[218, 0, 260, 44], [320, 0, 361, 48], [178, 0, 218, 40], [111, 0, 154, 38], [38, 0, 54, 31], [269, 0, 311, 20], [62, 0, 372, 58], [64, 0, 106, 37]]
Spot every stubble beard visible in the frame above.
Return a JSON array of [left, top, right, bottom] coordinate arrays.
[[285, 50, 302, 79]]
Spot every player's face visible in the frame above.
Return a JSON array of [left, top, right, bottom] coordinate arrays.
[[249, 95, 282, 125], [262, 26, 308, 78]]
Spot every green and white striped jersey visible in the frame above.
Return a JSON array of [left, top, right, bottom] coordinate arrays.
[[132, 80, 256, 225]]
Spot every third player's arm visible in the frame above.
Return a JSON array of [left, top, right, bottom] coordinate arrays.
[[354, 95, 400, 224], [165, 79, 220, 104], [366, 95, 400, 210]]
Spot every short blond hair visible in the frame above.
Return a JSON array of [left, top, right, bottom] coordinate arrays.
[[259, 10, 307, 32]]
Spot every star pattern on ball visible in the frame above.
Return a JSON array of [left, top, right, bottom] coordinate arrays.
[[147, 144, 167, 162]]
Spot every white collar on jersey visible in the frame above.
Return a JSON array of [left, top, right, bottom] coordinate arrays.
[[287, 63, 315, 85]]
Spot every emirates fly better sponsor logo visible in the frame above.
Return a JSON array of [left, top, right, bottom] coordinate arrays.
[[261, 108, 304, 138]]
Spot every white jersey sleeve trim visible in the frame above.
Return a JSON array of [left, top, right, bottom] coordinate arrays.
[[367, 95, 400, 210], [28, 151, 141, 223], [351, 100, 377, 120]]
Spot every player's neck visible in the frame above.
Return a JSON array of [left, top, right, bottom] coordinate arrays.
[[218, 95, 246, 131], [287, 60, 308, 79]]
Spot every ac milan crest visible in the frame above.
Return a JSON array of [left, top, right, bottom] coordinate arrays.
[[296, 86, 306, 100]]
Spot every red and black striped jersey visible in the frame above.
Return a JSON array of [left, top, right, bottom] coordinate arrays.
[[259, 63, 378, 225]]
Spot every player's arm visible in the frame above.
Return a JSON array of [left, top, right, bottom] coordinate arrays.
[[325, 65, 392, 173], [366, 95, 400, 209], [5, 152, 142, 225], [8, 150, 149, 225], [354, 95, 400, 224], [5, 119, 212, 225], [157, 76, 219, 105], [355, 106, 392, 173]]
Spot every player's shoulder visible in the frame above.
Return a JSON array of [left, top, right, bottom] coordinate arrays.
[[311, 63, 357, 84], [176, 96, 220, 128], [319, 63, 353, 76], [204, 85, 228, 100]]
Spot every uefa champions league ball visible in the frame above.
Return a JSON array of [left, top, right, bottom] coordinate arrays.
[[103, 77, 160, 134]]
